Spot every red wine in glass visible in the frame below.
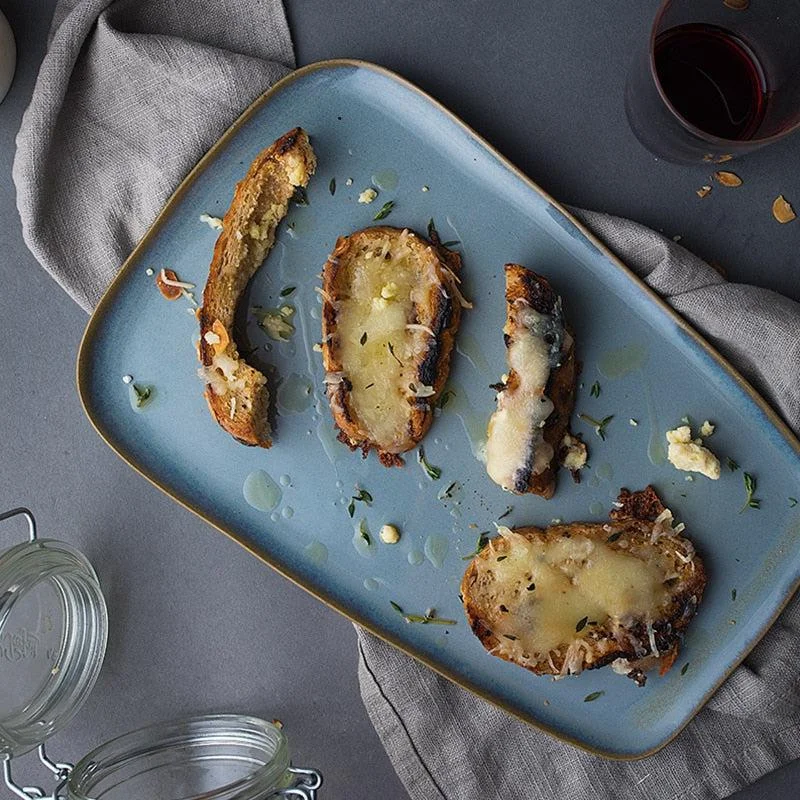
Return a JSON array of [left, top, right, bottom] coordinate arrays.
[[654, 23, 767, 141]]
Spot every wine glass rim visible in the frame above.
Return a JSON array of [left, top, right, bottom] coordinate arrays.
[[648, 5, 800, 147]]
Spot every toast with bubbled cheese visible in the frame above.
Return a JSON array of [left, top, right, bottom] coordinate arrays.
[[485, 265, 581, 498], [198, 128, 316, 447], [461, 486, 706, 686], [320, 225, 467, 466]]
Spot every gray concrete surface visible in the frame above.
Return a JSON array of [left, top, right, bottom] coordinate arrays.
[[1, 1, 797, 798]]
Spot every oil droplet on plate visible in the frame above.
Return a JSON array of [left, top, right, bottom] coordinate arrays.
[[270, 512, 279, 522], [128, 384, 155, 412], [407, 549, 424, 566], [310, 305, 321, 320], [648, 434, 667, 466], [363, 577, 379, 591], [335, 480, 344, 489], [643, 381, 667, 465], [596, 463, 614, 482], [305, 541, 328, 565], [424, 533, 449, 569], [279, 474, 292, 487], [277, 373, 314, 414], [281, 506, 294, 519], [597, 343, 647, 379], [589, 501, 605, 516], [371, 169, 398, 191], [243, 470, 282, 512], [446, 384, 489, 463], [317, 420, 341, 464], [456, 333, 489, 374]]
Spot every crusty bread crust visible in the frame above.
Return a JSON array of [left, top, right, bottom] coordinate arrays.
[[489, 265, 578, 498], [461, 487, 707, 682], [321, 226, 462, 465], [198, 128, 316, 447]]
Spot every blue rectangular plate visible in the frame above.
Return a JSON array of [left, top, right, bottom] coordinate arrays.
[[78, 60, 800, 758]]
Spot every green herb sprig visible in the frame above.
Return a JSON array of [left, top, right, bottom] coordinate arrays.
[[739, 472, 760, 512], [417, 446, 441, 480], [584, 691, 605, 703], [437, 482, 459, 501], [438, 389, 455, 409], [579, 413, 613, 441], [329, 178, 336, 195], [390, 602, 456, 625], [347, 487, 373, 518], [373, 200, 395, 221], [589, 381, 601, 398], [132, 384, 153, 408], [461, 531, 491, 560]]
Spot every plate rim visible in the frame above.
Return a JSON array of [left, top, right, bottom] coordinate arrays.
[[76, 58, 800, 759]]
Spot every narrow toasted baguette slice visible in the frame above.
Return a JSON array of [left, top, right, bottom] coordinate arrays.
[[198, 128, 316, 447], [321, 226, 465, 466], [485, 264, 578, 497], [461, 487, 706, 685]]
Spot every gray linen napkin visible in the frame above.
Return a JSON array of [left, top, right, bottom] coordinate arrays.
[[13, 0, 294, 312], [357, 211, 800, 800], [13, 4, 800, 798]]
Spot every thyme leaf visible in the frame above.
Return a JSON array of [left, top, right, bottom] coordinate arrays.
[[387, 341, 402, 366], [438, 389, 455, 409], [461, 531, 491, 560], [417, 446, 441, 480], [739, 472, 760, 513], [132, 384, 153, 408], [578, 413, 613, 441], [373, 200, 395, 221]]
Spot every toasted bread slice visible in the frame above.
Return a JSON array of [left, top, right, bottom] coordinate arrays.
[[320, 226, 465, 466], [485, 265, 578, 497], [198, 128, 316, 447], [461, 487, 706, 685]]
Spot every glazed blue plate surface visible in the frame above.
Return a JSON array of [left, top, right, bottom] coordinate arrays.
[[78, 60, 800, 758]]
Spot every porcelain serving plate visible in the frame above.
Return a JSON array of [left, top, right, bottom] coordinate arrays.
[[78, 60, 800, 758]]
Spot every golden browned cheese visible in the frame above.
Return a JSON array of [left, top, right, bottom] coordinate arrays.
[[485, 265, 578, 498], [320, 226, 464, 465], [461, 487, 707, 685]]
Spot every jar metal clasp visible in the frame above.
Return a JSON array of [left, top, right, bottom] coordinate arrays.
[[276, 767, 324, 799], [1, 509, 76, 800], [2, 742, 72, 799]]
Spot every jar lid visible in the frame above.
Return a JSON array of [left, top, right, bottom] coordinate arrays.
[[0, 509, 108, 758]]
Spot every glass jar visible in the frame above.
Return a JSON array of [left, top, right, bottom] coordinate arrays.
[[0, 508, 321, 800]]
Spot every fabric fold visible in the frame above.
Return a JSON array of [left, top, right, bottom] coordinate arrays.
[[13, 0, 295, 311]]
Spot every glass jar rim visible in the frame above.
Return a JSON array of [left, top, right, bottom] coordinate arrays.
[[67, 713, 291, 800], [0, 537, 108, 758]]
